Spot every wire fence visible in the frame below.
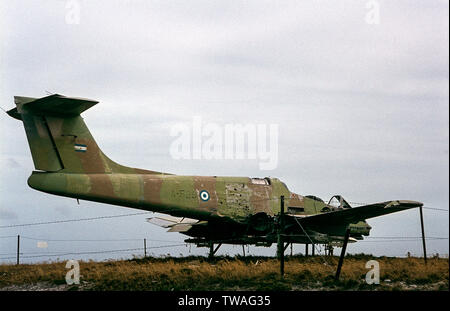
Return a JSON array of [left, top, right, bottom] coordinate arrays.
[[0, 203, 447, 230], [0, 233, 447, 262], [0, 244, 187, 260], [0, 211, 153, 229], [0, 234, 190, 261]]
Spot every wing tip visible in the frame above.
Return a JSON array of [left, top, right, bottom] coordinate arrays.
[[398, 200, 423, 208], [385, 200, 423, 209]]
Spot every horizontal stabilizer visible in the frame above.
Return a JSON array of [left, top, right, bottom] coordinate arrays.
[[147, 216, 200, 232], [17, 94, 98, 117], [6, 107, 22, 120], [168, 224, 194, 233]]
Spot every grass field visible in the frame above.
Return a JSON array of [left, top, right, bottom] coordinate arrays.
[[0, 254, 448, 291]]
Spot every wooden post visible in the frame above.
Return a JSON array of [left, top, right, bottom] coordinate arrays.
[[277, 195, 285, 277], [144, 238, 147, 257], [312, 244, 315, 256], [335, 228, 351, 281], [16, 235, 20, 265], [305, 243, 309, 257], [419, 206, 427, 264], [212, 243, 222, 257]]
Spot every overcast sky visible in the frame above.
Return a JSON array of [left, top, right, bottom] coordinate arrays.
[[0, 0, 448, 263]]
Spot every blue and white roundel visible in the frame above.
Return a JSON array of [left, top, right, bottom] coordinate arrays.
[[199, 190, 210, 202]]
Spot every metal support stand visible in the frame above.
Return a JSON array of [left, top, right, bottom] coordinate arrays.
[[284, 242, 290, 252], [209, 242, 222, 258], [335, 228, 350, 281], [208, 242, 214, 259], [325, 244, 334, 256]]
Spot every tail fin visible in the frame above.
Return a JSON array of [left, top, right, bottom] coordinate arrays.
[[7, 94, 158, 174]]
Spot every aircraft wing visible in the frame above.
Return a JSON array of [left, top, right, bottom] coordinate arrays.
[[297, 200, 423, 226]]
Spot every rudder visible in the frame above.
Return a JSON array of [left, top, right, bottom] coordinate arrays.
[[7, 94, 147, 174]]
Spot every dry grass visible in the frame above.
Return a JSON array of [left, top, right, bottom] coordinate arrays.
[[0, 254, 448, 291]]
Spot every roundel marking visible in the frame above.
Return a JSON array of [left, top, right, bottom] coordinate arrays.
[[199, 190, 210, 202]]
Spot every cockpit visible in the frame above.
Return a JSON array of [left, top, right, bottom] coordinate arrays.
[[327, 195, 352, 209], [250, 177, 270, 185]]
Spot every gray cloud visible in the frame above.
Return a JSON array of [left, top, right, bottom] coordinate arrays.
[[0, 209, 18, 220]]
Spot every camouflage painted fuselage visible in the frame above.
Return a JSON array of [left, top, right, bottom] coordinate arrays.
[[28, 172, 312, 221]]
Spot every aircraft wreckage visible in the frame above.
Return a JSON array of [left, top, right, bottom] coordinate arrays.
[[7, 94, 423, 256]]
